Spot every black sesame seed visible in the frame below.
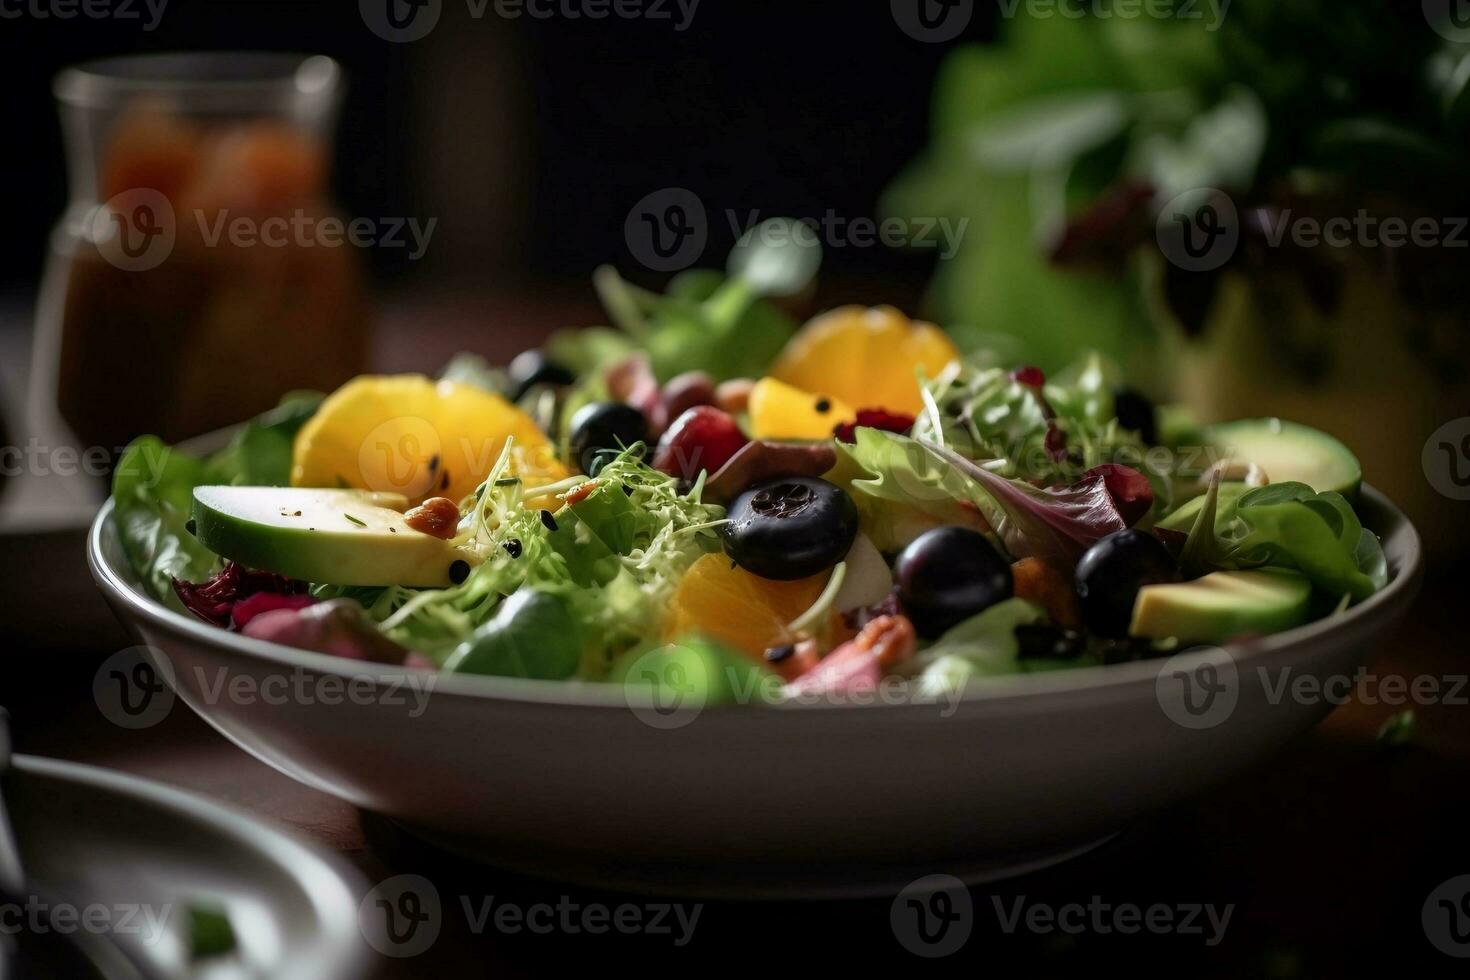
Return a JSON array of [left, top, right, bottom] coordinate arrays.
[[389, 527, 397, 533], [429, 454, 440, 471], [814, 398, 832, 414], [540, 510, 559, 531], [503, 538, 523, 559], [763, 643, 796, 664], [449, 560, 471, 584]]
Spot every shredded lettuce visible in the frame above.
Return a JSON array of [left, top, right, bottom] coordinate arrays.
[[356, 447, 725, 674]]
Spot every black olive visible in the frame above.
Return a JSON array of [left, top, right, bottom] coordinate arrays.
[[894, 527, 1013, 640], [1112, 387, 1158, 445], [567, 402, 648, 474], [1015, 623, 1087, 660], [509, 349, 575, 401], [1074, 529, 1179, 639], [722, 477, 858, 581]]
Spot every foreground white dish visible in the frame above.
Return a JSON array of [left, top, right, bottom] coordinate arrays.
[[9, 754, 367, 978], [89, 487, 1421, 898]]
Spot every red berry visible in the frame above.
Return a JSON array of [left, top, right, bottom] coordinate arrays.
[[834, 409, 915, 443], [1011, 366, 1046, 388], [660, 371, 717, 427], [654, 406, 749, 479]]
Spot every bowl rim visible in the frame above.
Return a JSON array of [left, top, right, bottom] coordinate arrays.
[[89, 483, 1424, 714]]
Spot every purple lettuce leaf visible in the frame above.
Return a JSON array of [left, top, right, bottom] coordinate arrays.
[[920, 442, 1129, 568]]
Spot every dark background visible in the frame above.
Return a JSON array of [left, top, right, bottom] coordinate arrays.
[[0, 0, 996, 296]]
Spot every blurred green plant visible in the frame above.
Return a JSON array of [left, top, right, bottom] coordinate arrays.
[[885, 1, 1470, 373]]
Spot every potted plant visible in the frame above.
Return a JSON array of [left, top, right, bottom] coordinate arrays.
[[886, 2, 1470, 556]]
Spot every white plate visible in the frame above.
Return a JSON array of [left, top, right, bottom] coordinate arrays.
[[7, 754, 368, 978], [88, 484, 1422, 899]]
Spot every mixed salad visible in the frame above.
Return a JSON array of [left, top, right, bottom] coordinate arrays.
[[111, 221, 1387, 701]]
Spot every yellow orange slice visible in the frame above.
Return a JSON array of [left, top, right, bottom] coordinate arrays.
[[771, 305, 959, 416], [291, 375, 566, 506], [747, 377, 856, 441], [663, 553, 831, 658]]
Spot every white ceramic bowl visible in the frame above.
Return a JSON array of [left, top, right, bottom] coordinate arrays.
[[89, 487, 1421, 898]]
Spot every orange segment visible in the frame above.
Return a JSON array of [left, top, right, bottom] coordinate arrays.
[[747, 378, 856, 441], [771, 305, 960, 416], [291, 375, 567, 507], [663, 553, 831, 658]]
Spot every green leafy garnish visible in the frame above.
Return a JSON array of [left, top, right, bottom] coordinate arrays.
[[186, 901, 236, 960], [545, 217, 821, 383]]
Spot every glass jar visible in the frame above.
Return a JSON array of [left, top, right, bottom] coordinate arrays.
[[31, 53, 370, 456]]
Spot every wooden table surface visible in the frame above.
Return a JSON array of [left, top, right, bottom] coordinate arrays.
[[5, 296, 1469, 977]]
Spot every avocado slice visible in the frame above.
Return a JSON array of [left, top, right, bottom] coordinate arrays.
[[1130, 569, 1313, 644], [1206, 419, 1362, 497], [192, 486, 474, 587]]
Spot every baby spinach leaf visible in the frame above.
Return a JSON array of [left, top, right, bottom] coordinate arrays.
[[112, 437, 220, 611]]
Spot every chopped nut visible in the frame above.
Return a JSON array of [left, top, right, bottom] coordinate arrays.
[[404, 497, 461, 539]]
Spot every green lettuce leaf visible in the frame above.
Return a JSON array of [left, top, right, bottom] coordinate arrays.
[[112, 437, 221, 612], [111, 393, 324, 609], [1181, 479, 1381, 603], [547, 218, 819, 383], [912, 598, 1044, 697], [830, 427, 993, 552]]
